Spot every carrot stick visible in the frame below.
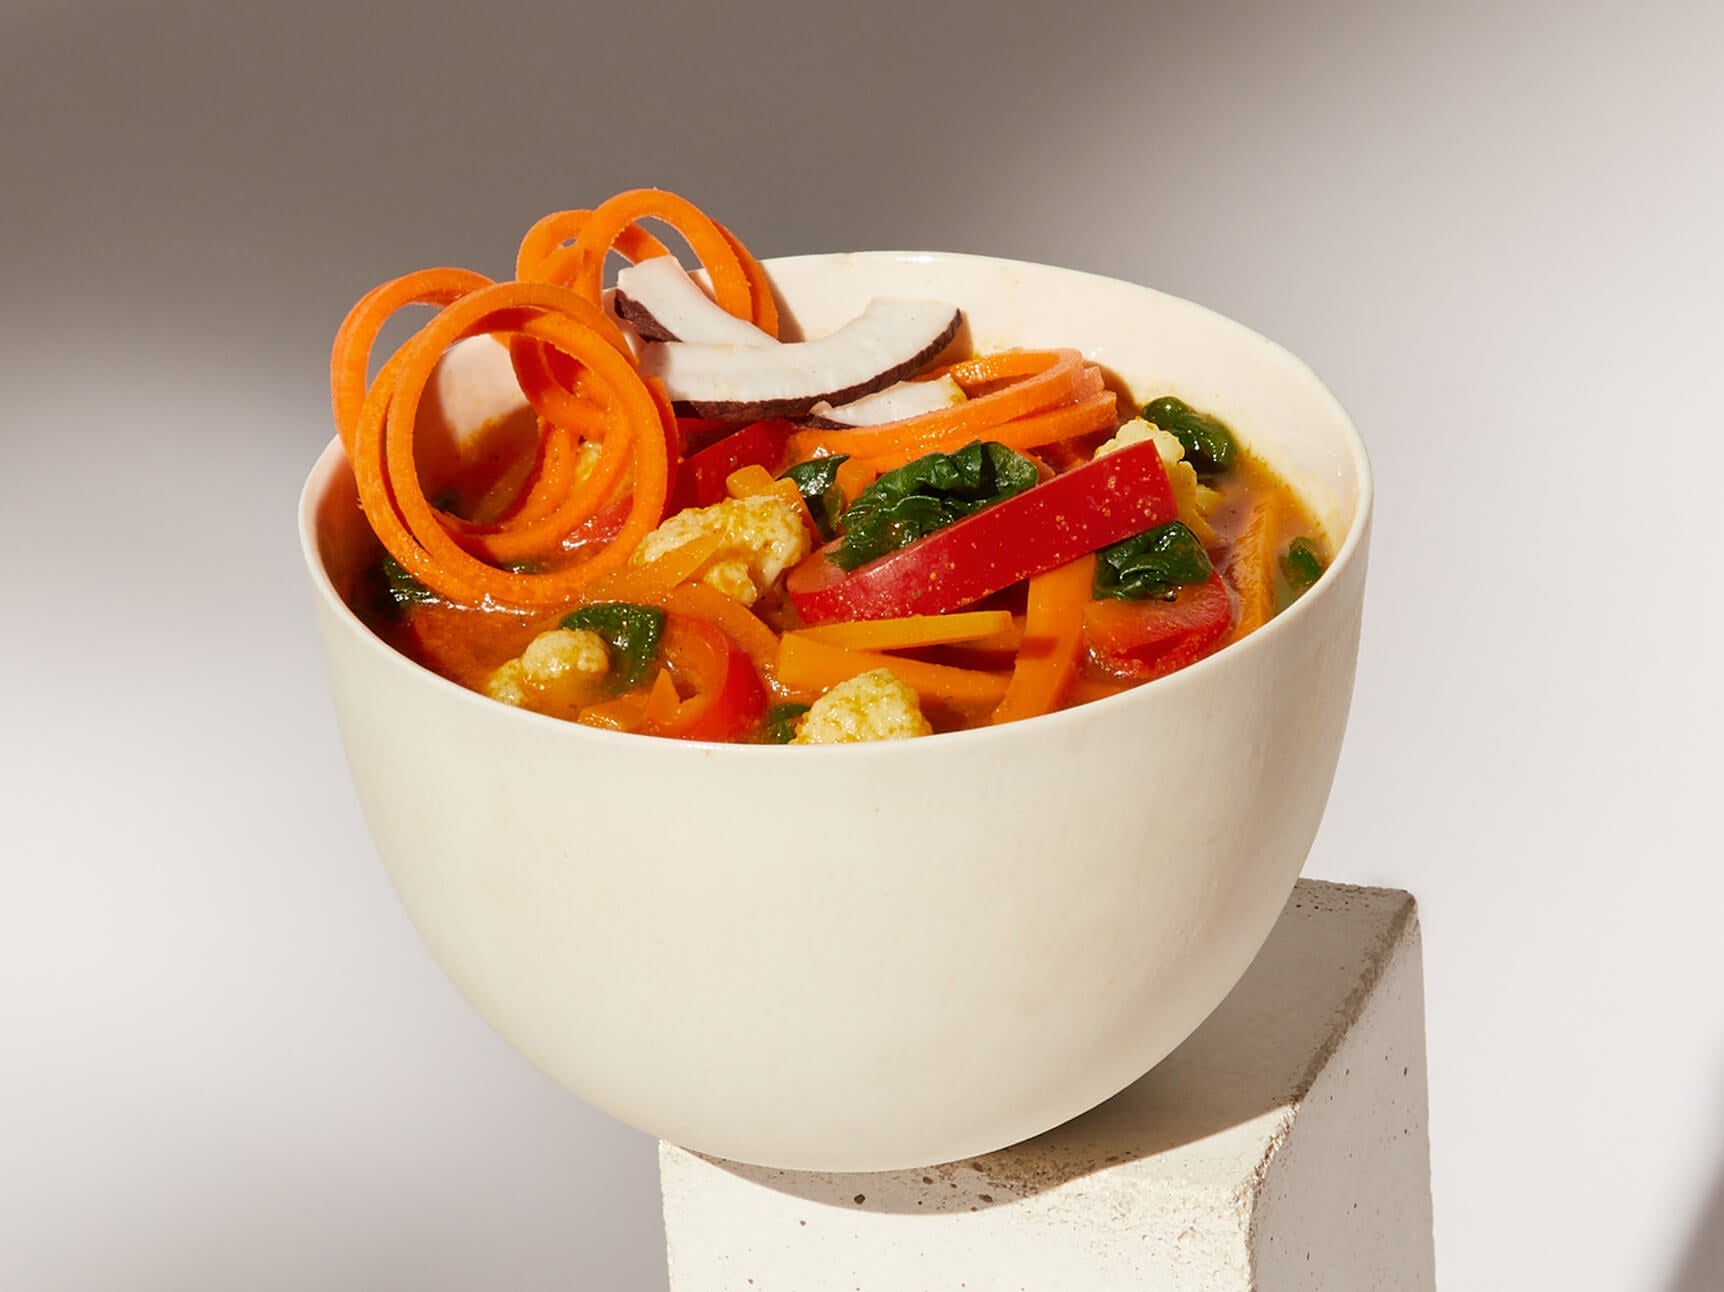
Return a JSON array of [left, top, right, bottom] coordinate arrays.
[[991, 555, 1095, 725], [853, 389, 1119, 473], [777, 633, 1009, 706], [795, 610, 1014, 652], [1226, 492, 1282, 642]]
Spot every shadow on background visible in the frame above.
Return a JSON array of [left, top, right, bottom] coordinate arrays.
[[1668, 1138, 1724, 1291]]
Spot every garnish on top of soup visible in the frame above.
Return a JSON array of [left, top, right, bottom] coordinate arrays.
[[332, 187, 1329, 744]]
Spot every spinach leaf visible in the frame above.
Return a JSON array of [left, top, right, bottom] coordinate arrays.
[[831, 442, 1039, 571], [758, 702, 811, 745], [381, 554, 440, 608], [559, 602, 665, 687], [1141, 396, 1237, 477], [1093, 522, 1214, 601], [780, 455, 849, 543], [1281, 536, 1326, 595]]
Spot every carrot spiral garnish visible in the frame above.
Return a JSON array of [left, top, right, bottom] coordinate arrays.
[[346, 282, 673, 609]]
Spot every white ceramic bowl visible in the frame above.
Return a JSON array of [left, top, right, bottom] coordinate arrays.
[[299, 252, 1372, 1173]]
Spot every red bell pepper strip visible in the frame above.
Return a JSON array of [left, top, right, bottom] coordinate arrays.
[[643, 614, 768, 742], [667, 419, 792, 512], [1081, 570, 1233, 681], [785, 437, 1177, 625]]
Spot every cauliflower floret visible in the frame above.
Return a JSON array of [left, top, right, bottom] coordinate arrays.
[[520, 628, 610, 685], [484, 628, 610, 709], [1094, 417, 1219, 547], [792, 669, 933, 745], [631, 494, 810, 606], [485, 659, 530, 707]]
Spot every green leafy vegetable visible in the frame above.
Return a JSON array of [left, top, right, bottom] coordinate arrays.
[[758, 702, 811, 745], [381, 554, 439, 608], [780, 455, 850, 543], [1093, 522, 1214, 601], [1280, 537, 1326, 596], [1141, 396, 1237, 477], [831, 441, 1040, 571], [559, 602, 665, 687]]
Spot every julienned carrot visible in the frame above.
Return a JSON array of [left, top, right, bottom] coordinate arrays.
[[350, 282, 673, 609], [776, 633, 1010, 706], [991, 555, 1096, 725], [785, 350, 1097, 464], [795, 611, 1014, 652], [330, 267, 493, 453], [1226, 492, 1282, 642], [852, 389, 1120, 473]]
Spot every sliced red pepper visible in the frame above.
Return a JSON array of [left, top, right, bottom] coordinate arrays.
[[666, 419, 792, 512], [642, 613, 768, 742], [565, 419, 791, 551], [785, 437, 1177, 624], [1081, 570, 1233, 681]]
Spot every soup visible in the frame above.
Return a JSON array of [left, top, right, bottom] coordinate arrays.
[[333, 188, 1328, 744]]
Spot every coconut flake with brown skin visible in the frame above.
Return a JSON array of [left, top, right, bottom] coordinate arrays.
[[612, 255, 776, 346], [639, 298, 962, 421]]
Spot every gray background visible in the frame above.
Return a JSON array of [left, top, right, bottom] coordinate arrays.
[[3, 1, 1720, 1288]]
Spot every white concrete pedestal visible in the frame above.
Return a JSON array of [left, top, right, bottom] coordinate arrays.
[[659, 880, 1434, 1291]]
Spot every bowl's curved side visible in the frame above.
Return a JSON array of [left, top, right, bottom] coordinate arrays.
[[298, 252, 1372, 1172]]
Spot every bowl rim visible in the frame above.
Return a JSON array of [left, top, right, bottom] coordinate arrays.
[[299, 248, 1373, 755]]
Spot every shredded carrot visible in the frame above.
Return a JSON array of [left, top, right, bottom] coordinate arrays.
[[1226, 492, 1282, 642], [991, 555, 1096, 724], [777, 633, 1009, 706], [795, 611, 1014, 652], [348, 281, 673, 608], [330, 267, 493, 454]]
